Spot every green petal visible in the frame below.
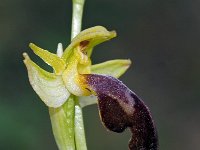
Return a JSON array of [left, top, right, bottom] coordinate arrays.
[[62, 26, 116, 62], [91, 59, 131, 78], [78, 95, 97, 108], [23, 53, 70, 108], [29, 43, 66, 75]]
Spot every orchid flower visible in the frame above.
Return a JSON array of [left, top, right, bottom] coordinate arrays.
[[23, 26, 131, 108], [23, 26, 158, 149]]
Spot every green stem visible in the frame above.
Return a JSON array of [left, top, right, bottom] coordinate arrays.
[[74, 98, 87, 150], [71, 0, 85, 39], [71, 0, 87, 149], [50, 0, 87, 150]]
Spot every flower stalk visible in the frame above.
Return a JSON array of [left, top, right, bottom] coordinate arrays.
[[74, 97, 87, 150], [50, 0, 87, 149], [71, 0, 87, 149], [71, 0, 85, 39]]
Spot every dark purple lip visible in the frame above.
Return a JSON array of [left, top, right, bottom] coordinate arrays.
[[83, 74, 158, 150]]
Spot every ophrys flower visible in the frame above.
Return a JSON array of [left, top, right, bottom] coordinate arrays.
[[23, 26, 158, 150]]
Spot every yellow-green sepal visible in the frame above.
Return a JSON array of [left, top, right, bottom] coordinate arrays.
[[23, 53, 70, 108], [62, 26, 117, 62], [91, 59, 131, 78]]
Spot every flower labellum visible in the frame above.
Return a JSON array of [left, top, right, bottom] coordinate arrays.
[[82, 74, 158, 150]]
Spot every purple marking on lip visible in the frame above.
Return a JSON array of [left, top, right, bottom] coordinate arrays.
[[83, 74, 158, 150]]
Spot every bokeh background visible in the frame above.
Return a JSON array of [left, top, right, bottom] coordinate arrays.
[[0, 0, 200, 149]]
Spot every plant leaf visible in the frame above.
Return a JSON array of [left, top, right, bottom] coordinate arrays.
[[23, 53, 70, 108], [91, 59, 131, 78], [49, 96, 75, 150]]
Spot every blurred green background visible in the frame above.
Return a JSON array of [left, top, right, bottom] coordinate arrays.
[[0, 0, 200, 149]]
